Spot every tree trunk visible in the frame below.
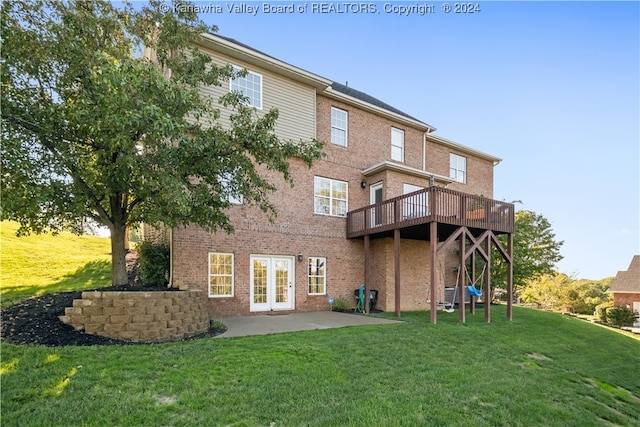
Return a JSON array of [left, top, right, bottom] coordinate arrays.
[[124, 227, 130, 250], [110, 222, 129, 286]]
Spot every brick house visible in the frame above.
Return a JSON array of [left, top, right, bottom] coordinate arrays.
[[153, 34, 515, 322], [608, 256, 640, 326]]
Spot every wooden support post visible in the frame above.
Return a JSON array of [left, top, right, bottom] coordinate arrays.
[[470, 251, 476, 315], [394, 228, 401, 318], [507, 232, 514, 320], [484, 234, 491, 323], [430, 221, 438, 324], [459, 231, 466, 323], [364, 234, 370, 315]]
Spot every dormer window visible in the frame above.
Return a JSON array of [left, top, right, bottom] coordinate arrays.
[[230, 67, 262, 109]]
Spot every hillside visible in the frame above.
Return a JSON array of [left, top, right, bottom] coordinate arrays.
[[0, 221, 112, 307]]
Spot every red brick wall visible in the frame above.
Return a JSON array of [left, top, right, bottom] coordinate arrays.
[[317, 96, 426, 173], [173, 224, 365, 317], [613, 293, 640, 308], [171, 93, 497, 317], [426, 137, 495, 198]]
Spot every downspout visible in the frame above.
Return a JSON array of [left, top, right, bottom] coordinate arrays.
[[422, 131, 427, 171]]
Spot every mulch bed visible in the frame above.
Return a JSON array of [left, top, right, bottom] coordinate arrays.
[[0, 286, 225, 347], [1, 251, 225, 347]]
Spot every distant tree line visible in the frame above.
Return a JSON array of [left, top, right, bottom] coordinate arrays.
[[519, 272, 612, 314], [488, 210, 616, 317]]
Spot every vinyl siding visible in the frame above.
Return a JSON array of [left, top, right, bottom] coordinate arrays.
[[198, 48, 316, 142]]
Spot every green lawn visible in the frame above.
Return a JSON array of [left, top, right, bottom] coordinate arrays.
[[0, 221, 112, 307], [2, 306, 639, 426], [2, 223, 639, 426]]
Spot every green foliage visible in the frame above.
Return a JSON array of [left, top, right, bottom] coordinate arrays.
[[331, 297, 351, 312], [137, 241, 170, 286], [520, 272, 571, 310], [520, 273, 613, 314], [209, 318, 226, 332], [1, 0, 324, 286], [605, 306, 639, 327], [562, 278, 612, 314], [2, 308, 639, 425], [595, 301, 614, 323], [492, 210, 564, 290]]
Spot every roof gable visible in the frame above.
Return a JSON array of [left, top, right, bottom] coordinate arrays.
[[199, 33, 505, 161], [204, 34, 433, 128], [608, 255, 640, 293]]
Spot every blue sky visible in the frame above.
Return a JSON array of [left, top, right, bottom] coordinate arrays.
[[187, 0, 638, 280]]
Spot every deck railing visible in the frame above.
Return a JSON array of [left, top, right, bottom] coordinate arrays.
[[346, 186, 514, 238]]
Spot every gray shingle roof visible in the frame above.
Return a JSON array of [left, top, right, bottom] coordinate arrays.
[[608, 255, 640, 293], [211, 34, 431, 128], [329, 82, 431, 126], [214, 34, 284, 64]]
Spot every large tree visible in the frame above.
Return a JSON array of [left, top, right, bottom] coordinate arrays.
[[491, 210, 564, 291], [1, 0, 323, 286]]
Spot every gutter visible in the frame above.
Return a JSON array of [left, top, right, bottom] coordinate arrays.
[[427, 133, 502, 165], [362, 161, 454, 185], [198, 33, 332, 90], [324, 86, 436, 132]]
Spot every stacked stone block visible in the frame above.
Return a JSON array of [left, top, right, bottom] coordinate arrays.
[[59, 290, 209, 342]]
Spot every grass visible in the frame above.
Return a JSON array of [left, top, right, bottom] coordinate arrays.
[[1, 224, 639, 426], [0, 221, 112, 307], [2, 306, 639, 426]]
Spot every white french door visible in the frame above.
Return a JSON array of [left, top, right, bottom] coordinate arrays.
[[250, 256, 294, 312]]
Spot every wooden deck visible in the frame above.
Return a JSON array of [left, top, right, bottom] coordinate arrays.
[[346, 186, 514, 240]]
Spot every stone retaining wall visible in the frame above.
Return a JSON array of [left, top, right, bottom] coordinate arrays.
[[59, 290, 209, 342]]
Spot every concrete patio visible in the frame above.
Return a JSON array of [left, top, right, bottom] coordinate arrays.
[[215, 311, 404, 338]]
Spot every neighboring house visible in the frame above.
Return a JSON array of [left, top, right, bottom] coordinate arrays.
[[608, 255, 640, 326], [153, 34, 515, 322]]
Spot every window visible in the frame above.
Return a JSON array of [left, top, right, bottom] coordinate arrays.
[[208, 253, 234, 297], [230, 67, 262, 109], [220, 173, 243, 205], [308, 257, 326, 295], [403, 183, 428, 219], [450, 153, 467, 183], [314, 177, 348, 217], [391, 128, 404, 162], [331, 107, 348, 146]]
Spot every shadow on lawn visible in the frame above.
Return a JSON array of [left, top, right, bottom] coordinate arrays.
[[1, 260, 111, 307]]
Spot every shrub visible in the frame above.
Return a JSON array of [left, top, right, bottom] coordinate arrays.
[[605, 306, 638, 327], [210, 318, 227, 333], [332, 297, 352, 312], [138, 240, 170, 286], [594, 301, 614, 323]]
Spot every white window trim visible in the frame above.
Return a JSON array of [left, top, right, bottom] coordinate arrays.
[[308, 257, 327, 295], [208, 252, 234, 298], [314, 176, 348, 217], [450, 153, 467, 184], [330, 107, 348, 147], [229, 66, 263, 110], [391, 127, 404, 162], [402, 183, 428, 219], [220, 173, 243, 205]]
